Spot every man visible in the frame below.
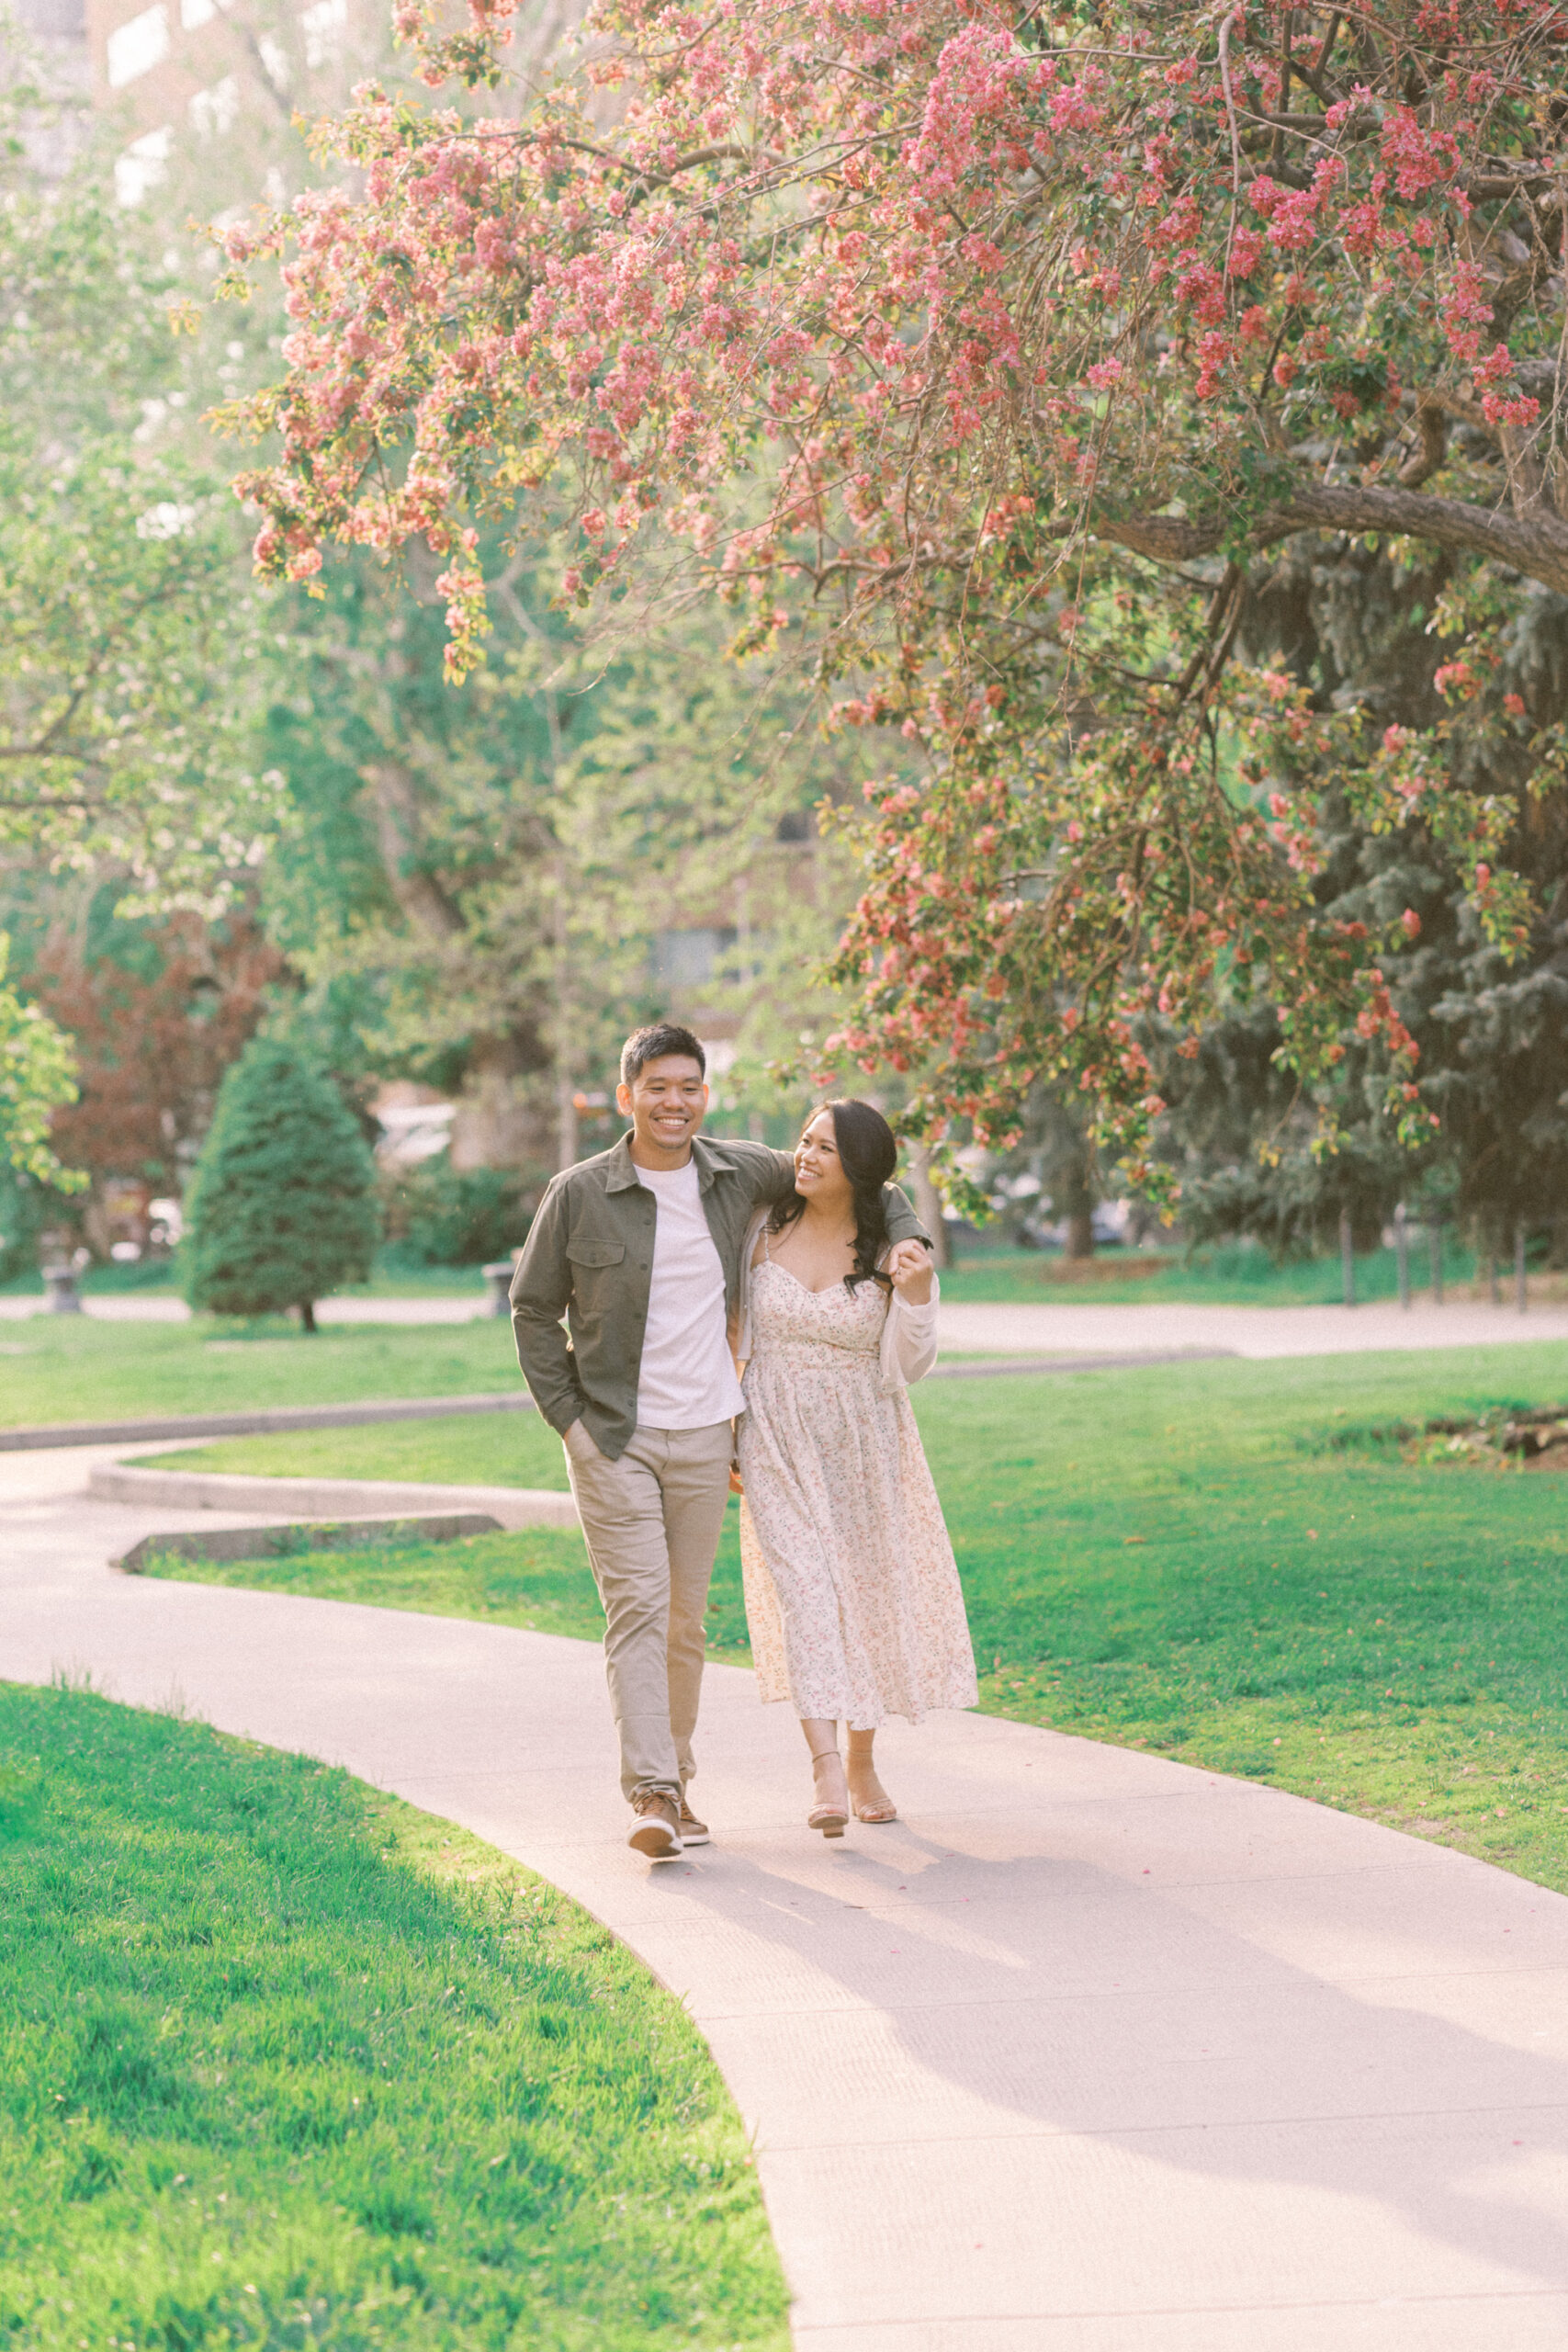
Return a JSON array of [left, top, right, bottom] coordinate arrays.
[[510, 1021, 930, 1860]]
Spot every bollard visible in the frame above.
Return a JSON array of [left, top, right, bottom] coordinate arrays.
[[1517, 1221, 1529, 1315], [1340, 1209, 1355, 1307], [481, 1260, 515, 1319], [1428, 1219, 1443, 1306], [1394, 1204, 1410, 1310]]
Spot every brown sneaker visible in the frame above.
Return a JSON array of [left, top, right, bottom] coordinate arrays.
[[627, 1792, 683, 1860], [678, 1792, 709, 1846]]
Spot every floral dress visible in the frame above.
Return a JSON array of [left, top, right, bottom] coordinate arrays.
[[736, 1231, 978, 1728]]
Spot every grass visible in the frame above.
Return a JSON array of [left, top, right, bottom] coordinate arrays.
[[140, 1518, 755, 1657], [0, 1316, 521, 1430], [0, 1679, 789, 2352], [931, 1343, 1568, 1894], [10, 1230, 1551, 1436], [0, 1263, 502, 1300], [140, 1343, 1568, 1897], [0, 1233, 1502, 1316], [135, 1415, 571, 1490], [937, 1238, 1482, 1306]]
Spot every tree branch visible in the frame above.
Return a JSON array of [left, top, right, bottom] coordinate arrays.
[[1091, 481, 1568, 596], [1397, 396, 1448, 488], [363, 761, 466, 940]]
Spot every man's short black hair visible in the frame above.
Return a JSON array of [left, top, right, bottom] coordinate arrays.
[[620, 1022, 706, 1088]]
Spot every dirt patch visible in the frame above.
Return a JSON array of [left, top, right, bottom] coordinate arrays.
[[1037, 1253, 1175, 1286], [1410, 1405, 1568, 1468], [1308, 1404, 1568, 1468]]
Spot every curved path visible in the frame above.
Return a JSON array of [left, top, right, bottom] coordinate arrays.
[[5, 1446, 1568, 2349], [11, 1284, 1568, 1360]]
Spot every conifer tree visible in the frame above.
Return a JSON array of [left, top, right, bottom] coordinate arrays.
[[1155, 540, 1568, 1262], [184, 1041, 378, 1327]]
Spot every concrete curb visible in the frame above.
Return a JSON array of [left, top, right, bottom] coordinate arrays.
[[112, 1511, 504, 1575], [86, 1463, 579, 1531], [0, 1390, 536, 1454]]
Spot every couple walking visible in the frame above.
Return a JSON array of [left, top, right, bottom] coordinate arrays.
[[511, 1022, 977, 1860]]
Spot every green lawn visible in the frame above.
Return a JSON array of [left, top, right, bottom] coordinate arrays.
[[1, 1316, 522, 1430], [937, 1238, 1483, 1305], [0, 1681, 789, 2352], [141, 1344, 1568, 1895], [1, 1233, 1504, 1321], [922, 1344, 1568, 1894], [0, 1265, 502, 1302], [143, 1522, 649, 1649], [136, 1411, 570, 1490]]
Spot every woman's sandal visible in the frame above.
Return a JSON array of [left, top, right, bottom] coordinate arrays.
[[846, 1757, 897, 1824], [807, 1747, 849, 1838], [852, 1795, 898, 1825], [849, 1785, 898, 1826]]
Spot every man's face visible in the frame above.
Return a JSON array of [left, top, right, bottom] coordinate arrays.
[[616, 1055, 708, 1159]]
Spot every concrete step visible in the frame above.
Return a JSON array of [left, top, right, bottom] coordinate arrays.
[[113, 1510, 506, 1576], [87, 1462, 578, 1531]]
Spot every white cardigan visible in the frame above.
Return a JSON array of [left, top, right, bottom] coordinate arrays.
[[730, 1206, 941, 1393]]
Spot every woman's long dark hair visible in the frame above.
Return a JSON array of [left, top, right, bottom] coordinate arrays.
[[769, 1098, 898, 1290]]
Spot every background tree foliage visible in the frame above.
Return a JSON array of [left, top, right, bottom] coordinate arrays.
[[228, 0, 1568, 1197], [1152, 537, 1568, 1260], [258, 540, 898, 1170], [0, 63, 277, 1192], [6, 2, 1566, 1278]]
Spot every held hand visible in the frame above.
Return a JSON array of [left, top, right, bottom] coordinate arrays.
[[886, 1239, 934, 1304], [728, 1461, 745, 1497]]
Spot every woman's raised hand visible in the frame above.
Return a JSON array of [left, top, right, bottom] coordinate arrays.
[[886, 1239, 934, 1302]]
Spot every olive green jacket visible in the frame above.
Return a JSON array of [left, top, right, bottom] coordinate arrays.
[[510, 1130, 928, 1459]]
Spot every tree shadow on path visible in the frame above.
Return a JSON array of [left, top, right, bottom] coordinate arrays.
[[650, 1830, 1568, 2302]]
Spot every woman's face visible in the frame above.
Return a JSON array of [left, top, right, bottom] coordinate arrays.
[[794, 1111, 854, 1213]]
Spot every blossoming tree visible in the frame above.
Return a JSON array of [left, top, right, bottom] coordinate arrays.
[[220, 0, 1568, 1187]]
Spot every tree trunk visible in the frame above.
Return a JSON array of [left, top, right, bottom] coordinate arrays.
[[1064, 1210, 1095, 1261], [1056, 1143, 1096, 1260], [299, 1301, 317, 1333]]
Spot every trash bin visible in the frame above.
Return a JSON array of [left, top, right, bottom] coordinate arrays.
[[41, 1261, 83, 1314], [481, 1260, 516, 1318]]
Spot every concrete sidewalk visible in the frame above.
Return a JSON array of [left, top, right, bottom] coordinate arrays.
[[10, 1286, 1568, 1362], [937, 1295, 1568, 1358], [0, 1291, 491, 1324], [3, 1444, 1566, 2346]]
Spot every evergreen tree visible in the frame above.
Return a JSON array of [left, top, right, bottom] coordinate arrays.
[[184, 1042, 378, 1327], [1154, 539, 1568, 1263]]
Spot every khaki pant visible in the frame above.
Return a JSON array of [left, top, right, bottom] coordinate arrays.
[[562, 1417, 734, 1804]]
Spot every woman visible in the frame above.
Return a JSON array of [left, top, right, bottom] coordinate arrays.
[[733, 1099, 978, 1835]]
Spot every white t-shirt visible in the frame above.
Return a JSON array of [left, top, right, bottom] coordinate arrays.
[[634, 1158, 745, 1430]]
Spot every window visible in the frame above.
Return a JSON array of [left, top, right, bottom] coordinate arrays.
[[299, 0, 346, 67], [189, 74, 239, 137], [106, 2, 169, 85], [114, 126, 172, 206]]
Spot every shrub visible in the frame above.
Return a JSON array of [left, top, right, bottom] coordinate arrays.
[[378, 1159, 537, 1269], [184, 1041, 378, 1328]]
